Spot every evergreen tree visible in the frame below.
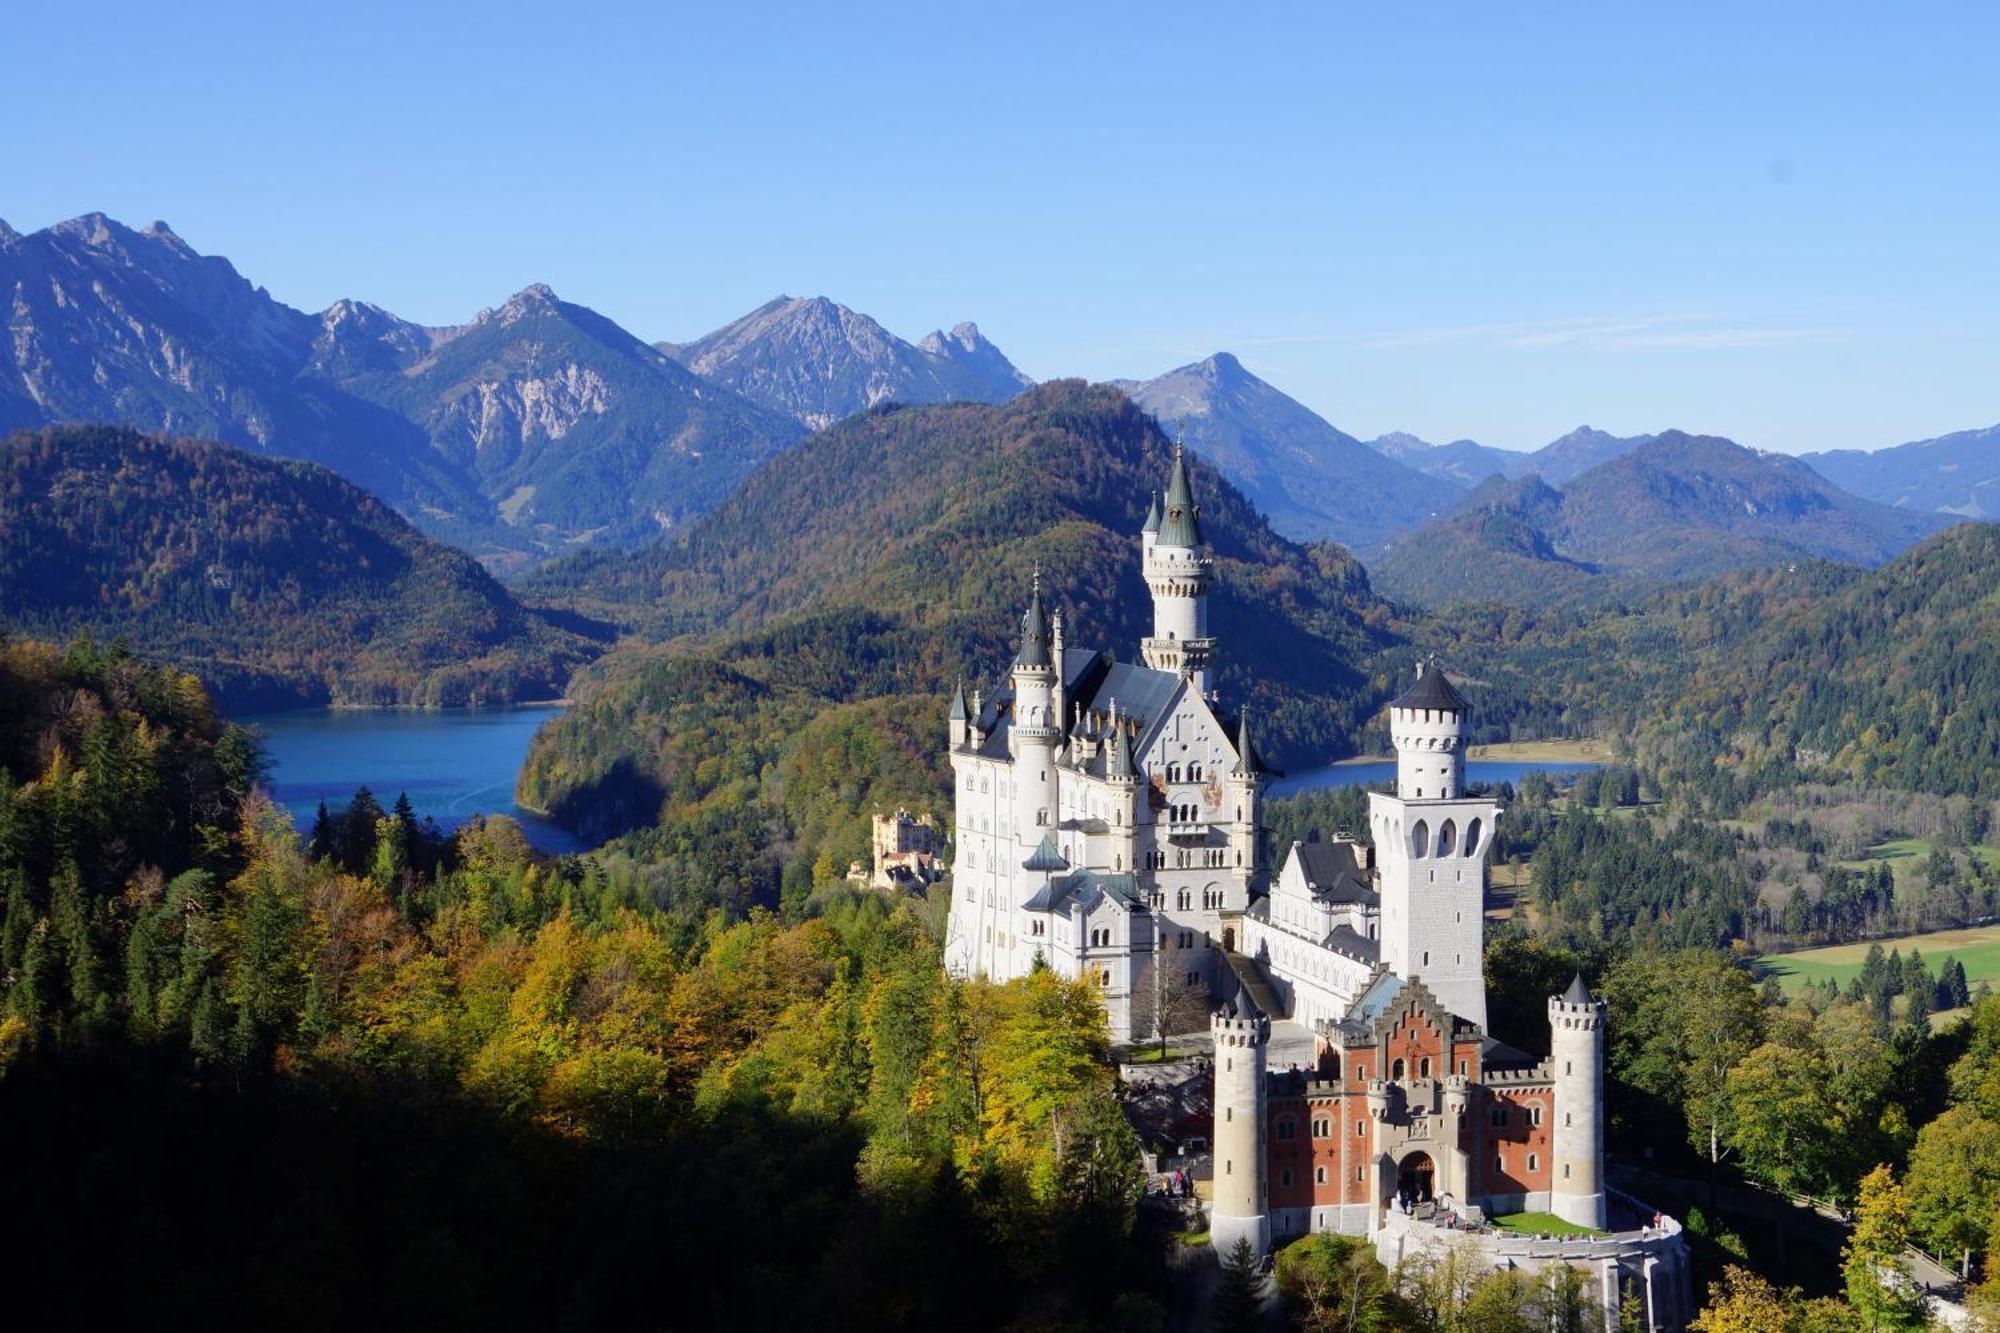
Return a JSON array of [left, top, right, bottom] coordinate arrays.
[[1211, 1238, 1262, 1333], [307, 802, 336, 861]]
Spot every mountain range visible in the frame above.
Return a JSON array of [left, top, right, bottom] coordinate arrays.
[[1803, 424, 2000, 520], [1109, 353, 1459, 551], [660, 295, 1032, 430], [1366, 425, 1659, 488], [3, 211, 1989, 601], [1370, 431, 1955, 607]]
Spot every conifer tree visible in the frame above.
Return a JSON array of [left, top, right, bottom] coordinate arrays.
[[1211, 1238, 1261, 1333], [307, 802, 336, 861]]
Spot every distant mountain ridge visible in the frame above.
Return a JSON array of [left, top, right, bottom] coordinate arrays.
[[1109, 352, 1458, 550], [1805, 424, 2000, 520], [1372, 431, 1953, 607], [0, 214, 802, 572], [661, 295, 1033, 430], [0, 424, 593, 709], [1362, 425, 1656, 488]]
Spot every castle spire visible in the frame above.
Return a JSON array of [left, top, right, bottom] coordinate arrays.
[[1015, 570, 1052, 669], [1231, 706, 1264, 778], [1157, 444, 1203, 547], [1142, 489, 1162, 536]]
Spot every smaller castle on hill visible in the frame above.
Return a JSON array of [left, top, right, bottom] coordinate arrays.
[[852, 807, 941, 890]]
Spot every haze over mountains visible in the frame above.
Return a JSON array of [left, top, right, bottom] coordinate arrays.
[[1366, 425, 1659, 487], [1370, 432, 1955, 607], [1804, 424, 2000, 520]]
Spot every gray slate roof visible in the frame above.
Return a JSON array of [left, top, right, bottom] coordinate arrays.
[[1291, 841, 1373, 905], [1392, 663, 1468, 712], [1022, 869, 1145, 915], [1015, 579, 1052, 669]]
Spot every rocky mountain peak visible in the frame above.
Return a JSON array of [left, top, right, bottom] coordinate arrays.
[[0, 218, 20, 243], [1371, 431, 1434, 453]]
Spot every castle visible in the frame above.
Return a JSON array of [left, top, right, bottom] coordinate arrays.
[[942, 447, 1263, 1041], [944, 446, 1691, 1327]]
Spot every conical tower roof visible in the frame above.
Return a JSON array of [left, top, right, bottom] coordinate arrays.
[[1103, 702, 1138, 780], [1231, 706, 1264, 777], [1562, 973, 1594, 1005], [1015, 571, 1052, 669], [1142, 490, 1162, 535], [1022, 836, 1069, 873], [1156, 446, 1203, 547], [948, 678, 968, 721]]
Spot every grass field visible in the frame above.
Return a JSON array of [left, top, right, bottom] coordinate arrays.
[[1489, 1211, 1600, 1237], [1757, 924, 2000, 995], [1466, 738, 1610, 763]]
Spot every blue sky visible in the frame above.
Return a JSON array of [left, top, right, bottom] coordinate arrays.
[[7, 1, 1996, 453]]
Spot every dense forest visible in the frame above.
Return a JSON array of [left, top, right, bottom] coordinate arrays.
[[0, 425, 598, 709], [1441, 523, 2000, 804], [0, 638, 1161, 1328]]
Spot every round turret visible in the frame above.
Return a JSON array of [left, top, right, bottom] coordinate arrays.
[[1140, 447, 1218, 695], [1210, 988, 1271, 1260], [1011, 575, 1061, 852], [1547, 975, 1607, 1229], [1390, 662, 1470, 800]]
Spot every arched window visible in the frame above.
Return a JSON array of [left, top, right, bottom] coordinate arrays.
[[1411, 819, 1429, 857], [1391, 1058, 1405, 1080], [1465, 817, 1483, 857], [1420, 1057, 1432, 1078], [1437, 820, 1456, 857]]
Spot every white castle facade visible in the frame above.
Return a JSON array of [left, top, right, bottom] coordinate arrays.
[[943, 448, 1263, 1042], [942, 445, 1691, 1327]]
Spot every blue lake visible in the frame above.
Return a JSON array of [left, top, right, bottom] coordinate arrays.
[[1271, 758, 1603, 798], [242, 706, 585, 854]]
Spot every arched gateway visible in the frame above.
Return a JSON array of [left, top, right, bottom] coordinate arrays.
[[1398, 1151, 1436, 1205]]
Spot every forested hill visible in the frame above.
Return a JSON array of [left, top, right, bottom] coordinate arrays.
[[0, 425, 595, 710], [517, 383, 1419, 886], [530, 380, 1409, 759], [1373, 430, 1954, 608], [1467, 520, 2000, 800]]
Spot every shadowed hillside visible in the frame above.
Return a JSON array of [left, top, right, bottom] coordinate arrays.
[[0, 425, 595, 709]]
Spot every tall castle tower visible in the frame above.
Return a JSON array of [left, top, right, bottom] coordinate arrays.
[[1210, 984, 1271, 1259], [1140, 447, 1216, 698], [1010, 574, 1061, 855], [1548, 975, 1607, 1228], [1367, 664, 1498, 1030]]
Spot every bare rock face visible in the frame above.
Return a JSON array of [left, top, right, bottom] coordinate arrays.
[[663, 296, 1032, 430], [0, 215, 799, 565]]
